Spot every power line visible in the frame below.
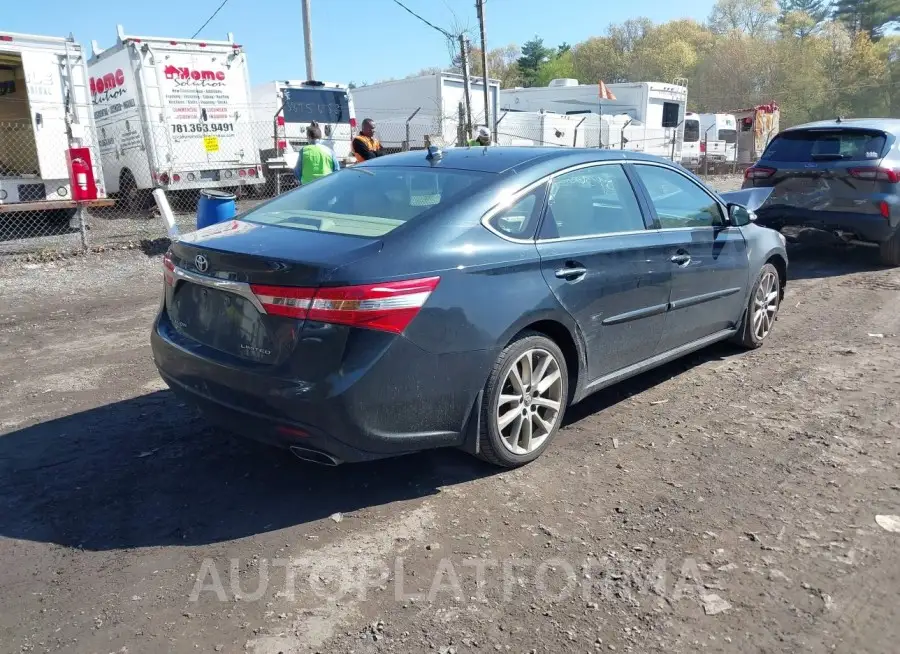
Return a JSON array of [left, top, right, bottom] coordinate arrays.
[[191, 0, 231, 39], [391, 0, 455, 39]]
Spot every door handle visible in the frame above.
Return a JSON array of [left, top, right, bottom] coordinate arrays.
[[670, 254, 691, 266], [555, 266, 587, 280]]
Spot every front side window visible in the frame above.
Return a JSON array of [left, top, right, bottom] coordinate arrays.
[[540, 164, 646, 239], [633, 164, 724, 228], [242, 166, 488, 238]]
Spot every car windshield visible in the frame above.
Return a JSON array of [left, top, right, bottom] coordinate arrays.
[[718, 129, 737, 143], [762, 128, 887, 162], [684, 120, 700, 142], [241, 166, 490, 238]]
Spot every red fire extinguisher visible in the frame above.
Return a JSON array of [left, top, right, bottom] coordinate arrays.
[[66, 147, 98, 202]]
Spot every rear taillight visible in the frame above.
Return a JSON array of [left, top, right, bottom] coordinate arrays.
[[249, 276, 441, 334], [0, 35, 13, 42], [276, 116, 285, 127], [238, 169, 247, 178], [349, 118, 358, 128], [248, 168, 258, 177], [848, 166, 900, 183], [158, 172, 170, 184], [745, 166, 776, 180], [163, 253, 175, 286], [172, 173, 181, 182], [880, 201, 890, 219], [277, 140, 287, 151], [700, 141, 706, 153]]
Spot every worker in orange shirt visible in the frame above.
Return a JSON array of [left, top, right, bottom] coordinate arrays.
[[352, 118, 384, 162]]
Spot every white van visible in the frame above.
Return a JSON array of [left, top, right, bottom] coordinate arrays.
[[0, 31, 106, 223], [699, 113, 737, 170], [88, 25, 263, 211]]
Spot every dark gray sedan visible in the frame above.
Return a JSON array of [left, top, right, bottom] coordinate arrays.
[[151, 147, 787, 468]]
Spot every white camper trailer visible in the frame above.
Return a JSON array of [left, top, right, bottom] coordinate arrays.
[[499, 79, 688, 160], [87, 25, 263, 211], [351, 72, 500, 150], [0, 30, 107, 223]]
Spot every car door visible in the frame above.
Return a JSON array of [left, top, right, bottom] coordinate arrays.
[[535, 162, 672, 380], [631, 163, 750, 354]]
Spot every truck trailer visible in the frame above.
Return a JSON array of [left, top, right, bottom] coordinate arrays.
[[0, 30, 107, 225], [499, 79, 688, 161], [730, 103, 780, 166], [350, 72, 500, 150], [87, 25, 263, 211]]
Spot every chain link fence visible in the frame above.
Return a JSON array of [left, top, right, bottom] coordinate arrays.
[[0, 108, 743, 261]]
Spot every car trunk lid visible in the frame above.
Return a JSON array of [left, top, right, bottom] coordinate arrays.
[[165, 219, 382, 365], [749, 127, 892, 216]]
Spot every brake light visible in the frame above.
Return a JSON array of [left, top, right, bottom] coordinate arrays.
[[745, 166, 776, 180], [172, 173, 181, 182], [0, 35, 13, 42], [158, 172, 170, 184], [248, 167, 258, 177], [880, 201, 890, 219], [163, 253, 175, 286], [848, 166, 900, 183], [277, 140, 287, 151], [276, 116, 285, 127], [700, 141, 706, 153], [250, 285, 313, 319], [249, 276, 441, 334], [239, 169, 247, 178], [350, 118, 357, 128]]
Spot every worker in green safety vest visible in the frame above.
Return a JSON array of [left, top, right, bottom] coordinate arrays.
[[294, 122, 342, 185], [468, 125, 494, 147]]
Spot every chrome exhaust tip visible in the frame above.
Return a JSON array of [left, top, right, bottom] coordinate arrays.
[[289, 445, 342, 466]]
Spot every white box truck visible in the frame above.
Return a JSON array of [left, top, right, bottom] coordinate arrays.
[[251, 80, 356, 190], [87, 25, 263, 211], [0, 30, 107, 223], [500, 79, 688, 160], [351, 72, 500, 150]]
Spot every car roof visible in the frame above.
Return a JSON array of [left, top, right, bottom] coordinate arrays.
[[357, 146, 670, 174], [785, 118, 900, 136]]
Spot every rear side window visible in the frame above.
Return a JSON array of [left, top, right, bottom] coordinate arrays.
[[488, 184, 548, 239], [540, 164, 646, 239], [718, 129, 737, 143], [242, 166, 488, 237], [762, 129, 887, 163], [684, 120, 700, 142]]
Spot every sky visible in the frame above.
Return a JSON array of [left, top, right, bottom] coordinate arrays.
[[5, 0, 717, 85]]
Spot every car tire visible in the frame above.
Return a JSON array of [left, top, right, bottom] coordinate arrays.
[[119, 170, 149, 214], [477, 331, 569, 468], [732, 262, 781, 349], [879, 231, 900, 267]]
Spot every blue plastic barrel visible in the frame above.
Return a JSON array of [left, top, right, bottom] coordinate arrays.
[[196, 189, 237, 230]]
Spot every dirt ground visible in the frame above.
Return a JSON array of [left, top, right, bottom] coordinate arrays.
[[1, 220, 899, 653]]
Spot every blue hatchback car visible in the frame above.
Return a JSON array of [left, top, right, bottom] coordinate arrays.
[[151, 147, 788, 468]]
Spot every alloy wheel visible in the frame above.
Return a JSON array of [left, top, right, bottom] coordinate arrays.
[[496, 348, 563, 455], [753, 270, 779, 340]]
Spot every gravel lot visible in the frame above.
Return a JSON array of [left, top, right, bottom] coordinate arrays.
[[2, 176, 900, 653]]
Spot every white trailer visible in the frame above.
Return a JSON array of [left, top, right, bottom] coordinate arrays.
[[87, 25, 263, 211], [251, 80, 356, 188], [350, 72, 500, 150], [499, 79, 688, 160], [0, 30, 107, 223]]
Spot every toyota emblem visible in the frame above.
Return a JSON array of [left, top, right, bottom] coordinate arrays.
[[194, 254, 209, 273]]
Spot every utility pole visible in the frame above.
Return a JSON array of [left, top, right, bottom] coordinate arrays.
[[475, 0, 490, 135], [301, 0, 315, 81], [458, 34, 473, 140]]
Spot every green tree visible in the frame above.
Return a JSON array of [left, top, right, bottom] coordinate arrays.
[[572, 37, 628, 84], [834, 0, 900, 40], [535, 50, 576, 86], [709, 0, 779, 36], [778, 0, 829, 35], [517, 38, 553, 87]]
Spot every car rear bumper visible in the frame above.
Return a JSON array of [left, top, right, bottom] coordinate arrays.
[[150, 313, 492, 463], [755, 206, 898, 244]]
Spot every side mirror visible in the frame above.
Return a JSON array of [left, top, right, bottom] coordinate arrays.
[[728, 203, 756, 226]]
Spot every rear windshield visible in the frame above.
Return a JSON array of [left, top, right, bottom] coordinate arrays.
[[684, 120, 700, 142], [718, 129, 737, 144], [762, 128, 887, 162], [282, 88, 352, 124], [242, 166, 489, 237]]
